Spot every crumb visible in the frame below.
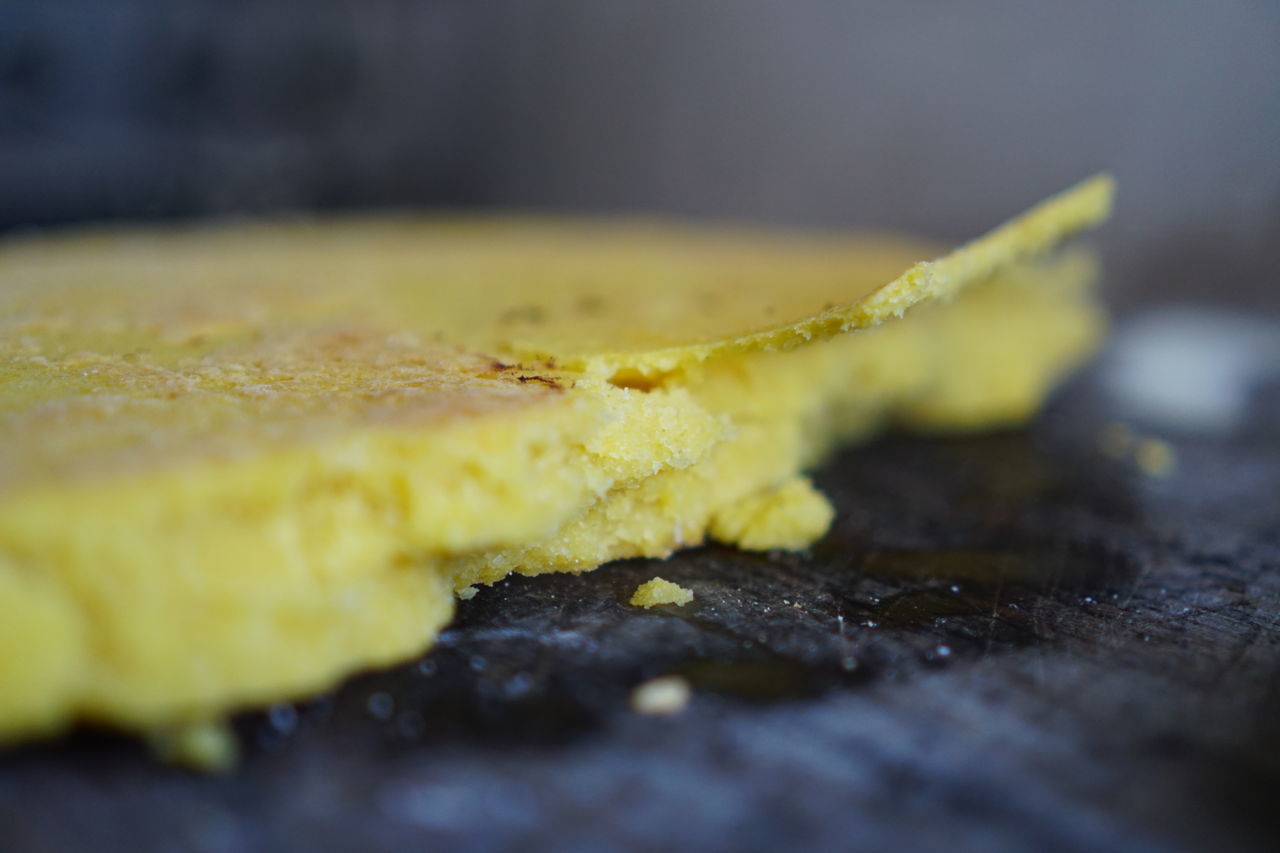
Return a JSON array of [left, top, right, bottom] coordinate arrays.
[[629, 675, 691, 715], [1135, 438, 1176, 478], [148, 720, 237, 772], [457, 586, 478, 601], [1097, 421, 1135, 459], [629, 577, 693, 608]]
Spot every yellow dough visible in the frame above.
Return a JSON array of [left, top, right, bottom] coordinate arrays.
[[0, 176, 1112, 759]]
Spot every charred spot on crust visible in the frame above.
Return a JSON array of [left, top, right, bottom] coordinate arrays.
[[516, 374, 564, 391]]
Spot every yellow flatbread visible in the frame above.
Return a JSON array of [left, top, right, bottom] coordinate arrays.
[[0, 176, 1112, 762]]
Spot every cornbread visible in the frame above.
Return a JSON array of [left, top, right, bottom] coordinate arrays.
[[0, 176, 1113, 758]]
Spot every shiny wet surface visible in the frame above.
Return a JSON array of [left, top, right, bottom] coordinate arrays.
[[2, 365, 1278, 853]]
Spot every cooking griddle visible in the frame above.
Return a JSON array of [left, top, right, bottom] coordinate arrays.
[[0, 365, 1277, 852]]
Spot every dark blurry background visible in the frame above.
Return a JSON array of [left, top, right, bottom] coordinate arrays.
[[2, 0, 1278, 309]]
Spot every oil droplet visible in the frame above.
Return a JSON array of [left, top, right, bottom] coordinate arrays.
[[503, 672, 535, 699], [307, 695, 334, 719], [267, 703, 297, 734], [923, 643, 954, 665], [396, 710, 426, 739], [1083, 595, 1096, 604], [860, 619, 878, 628], [367, 692, 395, 721], [949, 585, 962, 594]]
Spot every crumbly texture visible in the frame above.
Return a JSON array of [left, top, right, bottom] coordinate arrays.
[[0, 176, 1112, 755], [630, 578, 695, 609], [709, 477, 834, 552]]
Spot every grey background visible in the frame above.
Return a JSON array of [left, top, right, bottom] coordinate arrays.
[[2, 0, 1278, 307]]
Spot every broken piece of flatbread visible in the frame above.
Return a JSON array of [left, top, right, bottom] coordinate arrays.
[[0, 176, 1112, 761]]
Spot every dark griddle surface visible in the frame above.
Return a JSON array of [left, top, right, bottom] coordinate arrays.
[[1, 369, 1277, 853]]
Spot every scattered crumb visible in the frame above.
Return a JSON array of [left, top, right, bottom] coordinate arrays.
[[1135, 438, 1177, 478], [456, 586, 478, 601], [1097, 421, 1135, 459], [629, 675, 692, 716], [1098, 422, 1176, 478], [629, 577, 693, 608], [148, 720, 237, 772]]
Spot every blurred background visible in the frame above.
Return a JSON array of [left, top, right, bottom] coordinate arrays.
[[2, 0, 1278, 314]]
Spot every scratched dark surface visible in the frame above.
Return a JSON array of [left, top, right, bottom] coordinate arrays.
[[0, 361, 1277, 853]]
